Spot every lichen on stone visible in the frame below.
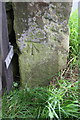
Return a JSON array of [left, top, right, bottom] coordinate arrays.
[[13, 2, 72, 88]]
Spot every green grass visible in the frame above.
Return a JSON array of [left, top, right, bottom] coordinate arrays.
[[2, 80, 80, 119], [69, 9, 78, 66], [2, 10, 79, 120]]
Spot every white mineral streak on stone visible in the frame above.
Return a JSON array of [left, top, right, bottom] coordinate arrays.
[[33, 17, 36, 21], [49, 4, 56, 9], [23, 13, 25, 15], [29, 3, 34, 6], [19, 42, 25, 51], [28, 19, 34, 26], [36, 10, 42, 17], [17, 16, 47, 52], [17, 33, 20, 36], [21, 18, 27, 23], [23, 30, 26, 33]]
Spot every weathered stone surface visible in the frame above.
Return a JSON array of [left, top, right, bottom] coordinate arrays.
[[13, 2, 72, 88]]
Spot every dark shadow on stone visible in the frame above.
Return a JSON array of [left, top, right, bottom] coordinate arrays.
[[6, 3, 20, 86]]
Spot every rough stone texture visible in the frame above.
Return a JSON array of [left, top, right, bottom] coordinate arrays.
[[12, 2, 72, 88]]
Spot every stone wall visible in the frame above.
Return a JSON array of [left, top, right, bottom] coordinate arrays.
[[12, 2, 72, 88]]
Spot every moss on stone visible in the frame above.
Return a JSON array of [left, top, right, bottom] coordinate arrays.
[[19, 44, 58, 88], [13, 2, 72, 88]]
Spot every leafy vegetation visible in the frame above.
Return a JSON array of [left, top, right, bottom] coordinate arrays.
[[2, 10, 79, 120], [69, 9, 78, 66], [2, 80, 79, 119]]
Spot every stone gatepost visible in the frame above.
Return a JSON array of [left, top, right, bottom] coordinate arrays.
[[12, 2, 72, 88]]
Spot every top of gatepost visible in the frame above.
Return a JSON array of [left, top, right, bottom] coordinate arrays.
[[0, 0, 73, 2]]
